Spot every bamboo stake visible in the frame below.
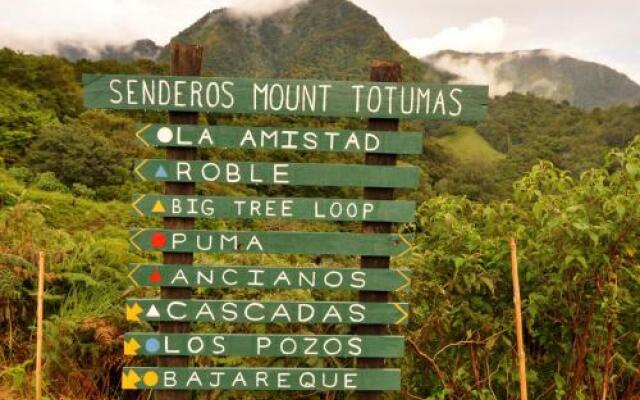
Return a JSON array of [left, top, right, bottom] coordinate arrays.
[[510, 238, 528, 400], [35, 251, 45, 400]]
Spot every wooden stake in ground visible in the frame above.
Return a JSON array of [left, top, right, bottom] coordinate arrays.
[[35, 251, 45, 400], [157, 43, 203, 400], [510, 238, 528, 400], [354, 60, 401, 400]]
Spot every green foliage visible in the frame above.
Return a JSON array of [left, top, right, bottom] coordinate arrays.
[[0, 85, 57, 162], [0, 48, 82, 119], [31, 171, 68, 192], [71, 183, 96, 199], [402, 138, 640, 399], [162, 0, 445, 82], [27, 122, 126, 189]]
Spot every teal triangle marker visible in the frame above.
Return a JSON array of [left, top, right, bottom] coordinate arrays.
[[155, 165, 168, 179]]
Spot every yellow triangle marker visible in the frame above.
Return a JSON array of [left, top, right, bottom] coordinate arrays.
[[124, 338, 141, 356], [393, 303, 409, 325], [151, 200, 166, 213], [126, 303, 143, 322], [122, 370, 141, 390]]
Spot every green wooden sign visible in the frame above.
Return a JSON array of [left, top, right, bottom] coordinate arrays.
[[134, 159, 420, 188], [131, 194, 416, 222], [126, 299, 409, 325], [129, 229, 413, 256], [135, 124, 423, 154], [124, 333, 404, 358], [122, 367, 400, 391], [84, 74, 488, 121], [127, 264, 411, 292]]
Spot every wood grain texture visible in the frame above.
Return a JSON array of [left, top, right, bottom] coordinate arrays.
[[157, 43, 203, 400], [356, 60, 402, 400]]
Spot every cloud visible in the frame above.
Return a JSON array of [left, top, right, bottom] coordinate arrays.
[[228, 0, 308, 18], [401, 17, 506, 58]]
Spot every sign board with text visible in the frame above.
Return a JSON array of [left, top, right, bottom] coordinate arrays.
[[124, 333, 405, 358], [135, 124, 423, 154], [127, 264, 411, 292], [84, 74, 488, 120], [122, 367, 401, 391]]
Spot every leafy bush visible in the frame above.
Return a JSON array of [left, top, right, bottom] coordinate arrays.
[[27, 123, 126, 189], [71, 183, 96, 199], [31, 172, 68, 192]]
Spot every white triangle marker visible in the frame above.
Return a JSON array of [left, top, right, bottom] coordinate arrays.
[[146, 304, 160, 318]]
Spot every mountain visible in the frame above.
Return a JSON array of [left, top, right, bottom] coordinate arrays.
[[159, 0, 447, 82], [56, 39, 162, 62], [425, 49, 640, 108]]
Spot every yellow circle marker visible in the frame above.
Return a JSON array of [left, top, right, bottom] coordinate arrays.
[[143, 371, 159, 387]]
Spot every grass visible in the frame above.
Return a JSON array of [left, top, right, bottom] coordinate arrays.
[[436, 126, 505, 163]]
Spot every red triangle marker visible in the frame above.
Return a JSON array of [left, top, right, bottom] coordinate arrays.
[[149, 266, 162, 284]]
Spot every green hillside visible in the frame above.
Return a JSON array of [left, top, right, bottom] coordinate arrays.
[[160, 0, 447, 82], [436, 126, 505, 163]]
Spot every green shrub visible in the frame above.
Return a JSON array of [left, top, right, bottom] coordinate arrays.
[[31, 171, 68, 192]]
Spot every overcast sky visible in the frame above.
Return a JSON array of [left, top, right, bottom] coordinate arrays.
[[1, 0, 638, 82]]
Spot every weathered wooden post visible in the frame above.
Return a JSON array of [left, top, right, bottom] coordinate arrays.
[[157, 43, 203, 400], [355, 60, 402, 400]]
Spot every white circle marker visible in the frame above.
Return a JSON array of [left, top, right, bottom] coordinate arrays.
[[157, 127, 173, 143]]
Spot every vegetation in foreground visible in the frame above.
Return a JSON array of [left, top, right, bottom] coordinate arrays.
[[0, 48, 638, 399]]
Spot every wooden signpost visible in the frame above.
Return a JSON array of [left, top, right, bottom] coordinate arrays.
[[134, 123, 423, 154], [127, 264, 411, 291], [121, 367, 401, 391], [82, 43, 488, 399], [131, 194, 416, 222], [133, 159, 420, 188], [124, 333, 405, 358], [129, 229, 412, 256], [125, 299, 409, 324], [84, 74, 488, 120]]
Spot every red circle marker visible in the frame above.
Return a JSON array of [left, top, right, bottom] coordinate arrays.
[[150, 232, 167, 249]]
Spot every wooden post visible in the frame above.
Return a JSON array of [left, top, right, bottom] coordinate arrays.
[[156, 43, 203, 400], [35, 251, 45, 400], [509, 238, 528, 400], [354, 60, 402, 400]]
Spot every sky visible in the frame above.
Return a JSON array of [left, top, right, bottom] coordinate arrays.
[[1, 0, 638, 82]]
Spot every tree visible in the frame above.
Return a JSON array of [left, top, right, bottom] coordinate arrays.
[[27, 123, 126, 189]]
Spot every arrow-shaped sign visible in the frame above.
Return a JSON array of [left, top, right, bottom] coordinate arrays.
[[129, 229, 413, 256], [124, 333, 405, 358], [121, 367, 401, 391], [127, 263, 411, 292], [133, 159, 420, 188], [130, 194, 416, 222], [133, 123, 423, 154], [125, 299, 410, 325]]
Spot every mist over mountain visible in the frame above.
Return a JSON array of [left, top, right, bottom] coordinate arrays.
[[426, 49, 640, 108], [157, 0, 444, 81], [55, 39, 162, 62]]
